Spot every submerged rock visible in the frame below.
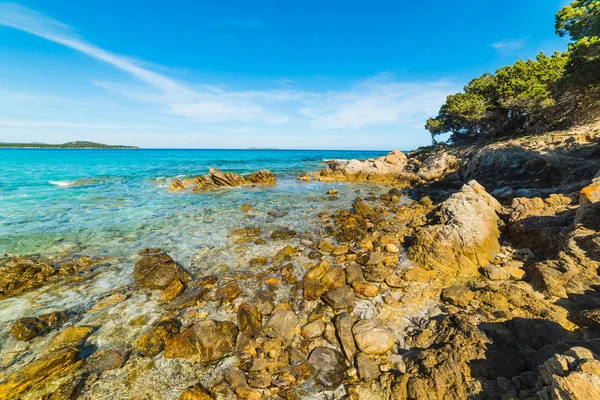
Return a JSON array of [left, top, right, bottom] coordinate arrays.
[[133, 251, 190, 290], [0, 347, 82, 399], [164, 320, 238, 362], [136, 319, 180, 357], [10, 311, 69, 341]]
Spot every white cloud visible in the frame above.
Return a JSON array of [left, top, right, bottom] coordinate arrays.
[[0, 120, 156, 129], [0, 4, 460, 149], [491, 39, 525, 55], [0, 3, 286, 124], [300, 75, 459, 130]]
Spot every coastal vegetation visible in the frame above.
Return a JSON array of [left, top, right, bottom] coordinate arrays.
[[0, 141, 138, 149], [426, 0, 600, 143]]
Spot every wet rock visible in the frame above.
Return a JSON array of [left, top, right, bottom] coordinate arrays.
[[352, 319, 395, 354], [165, 320, 238, 362], [363, 264, 390, 283], [10, 317, 48, 341], [345, 263, 365, 284], [358, 252, 384, 266], [133, 251, 190, 290], [247, 370, 272, 389], [407, 180, 502, 279], [304, 279, 327, 301], [301, 319, 325, 339], [322, 286, 355, 309], [0, 347, 82, 399], [136, 319, 180, 357], [334, 313, 356, 360], [179, 385, 215, 400], [85, 347, 130, 373], [321, 267, 346, 289], [281, 263, 297, 284], [327, 189, 339, 195], [230, 227, 262, 237], [355, 353, 381, 382], [10, 311, 69, 341], [385, 273, 404, 288], [50, 325, 94, 351], [268, 209, 288, 218], [274, 245, 298, 263], [168, 287, 210, 310], [353, 198, 375, 216], [271, 228, 297, 240], [249, 256, 267, 268], [264, 310, 298, 345], [352, 280, 379, 298], [161, 279, 185, 302], [307, 347, 347, 390], [0, 256, 57, 300], [241, 203, 254, 212], [238, 303, 262, 336], [253, 290, 275, 315], [215, 281, 242, 303], [305, 260, 330, 281]]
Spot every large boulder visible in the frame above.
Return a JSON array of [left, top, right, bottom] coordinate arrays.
[[0, 347, 82, 399], [170, 168, 276, 192], [407, 180, 502, 279], [307, 150, 414, 185], [133, 251, 190, 290], [0, 256, 56, 300], [417, 152, 459, 181], [164, 320, 238, 362], [352, 319, 396, 355]]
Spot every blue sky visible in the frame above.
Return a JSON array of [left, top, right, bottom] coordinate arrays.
[[0, 0, 570, 149]]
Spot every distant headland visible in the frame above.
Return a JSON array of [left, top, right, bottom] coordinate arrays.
[[0, 141, 139, 149]]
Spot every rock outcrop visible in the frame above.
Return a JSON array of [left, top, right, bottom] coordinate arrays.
[[407, 180, 502, 279], [170, 168, 276, 192], [305, 150, 415, 185], [133, 249, 191, 290]]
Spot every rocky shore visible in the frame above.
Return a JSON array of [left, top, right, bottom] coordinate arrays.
[[2, 123, 600, 399]]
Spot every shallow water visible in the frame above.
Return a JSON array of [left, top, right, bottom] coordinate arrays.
[[0, 148, 391, 322]]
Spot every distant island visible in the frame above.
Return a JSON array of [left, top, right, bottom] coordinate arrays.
[[0, 141, 139, 149]]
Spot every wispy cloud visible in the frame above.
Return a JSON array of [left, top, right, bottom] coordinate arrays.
[[491, 39, 525, 55], [0, 120, 157, 129], [0, 3, 285, 124], [300, 74, 459, 130], [0, 3, 459, 148]]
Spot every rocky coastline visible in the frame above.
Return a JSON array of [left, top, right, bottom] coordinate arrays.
[[2, 123, 600, 399]]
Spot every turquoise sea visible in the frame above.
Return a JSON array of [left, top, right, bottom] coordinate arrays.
[[0, 149, 393, 322]]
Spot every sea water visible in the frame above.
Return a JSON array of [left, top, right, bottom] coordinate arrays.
[[0, 148, 391, 324]]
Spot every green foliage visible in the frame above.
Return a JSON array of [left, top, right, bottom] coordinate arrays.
[[426, 1, 600, 143], [557, 1, 600, 86], [556, 0, 600, 40]]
